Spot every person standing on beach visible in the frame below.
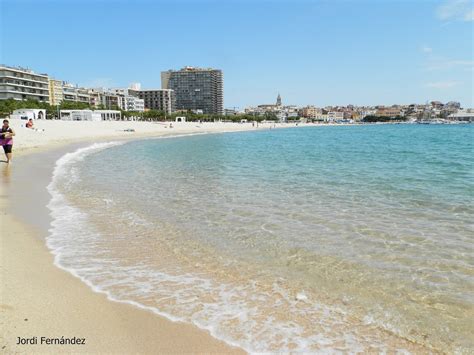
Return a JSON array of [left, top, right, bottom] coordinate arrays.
[[1, 119, 15, 164]]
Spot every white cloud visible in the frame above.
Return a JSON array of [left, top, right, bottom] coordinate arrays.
[[465, 9, 474, 20], [421, 46, 433, 53], [425, 58, 474, 71], [424, 81, 460, 89], [436, 0, 474, 21]]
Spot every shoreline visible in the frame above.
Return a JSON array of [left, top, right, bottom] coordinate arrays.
[[8, 120, 286, 157], [0, 206, 245, 354], [1, 121, 277, 354], [1, 121, 452, 353]]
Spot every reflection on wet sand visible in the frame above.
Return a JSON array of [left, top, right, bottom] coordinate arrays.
[[1, 162, 11, 184]]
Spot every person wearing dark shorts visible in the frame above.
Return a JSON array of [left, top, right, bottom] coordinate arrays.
[[1, 119, 15, 163]]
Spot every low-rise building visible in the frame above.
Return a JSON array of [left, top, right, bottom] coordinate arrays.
[[10, 108, 46, 120], [224, 108, 239, 116], [314, 112, 328, 122], [95, 110, 122, 120], [375, 107, 404, 118], [60, 109, 121, 121], [448, 109, 474, 122]]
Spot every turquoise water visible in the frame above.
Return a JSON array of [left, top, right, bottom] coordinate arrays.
[[48, 124, 473, 352]]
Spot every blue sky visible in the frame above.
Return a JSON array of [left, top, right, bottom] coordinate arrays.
[[1, 0, 473, 108]]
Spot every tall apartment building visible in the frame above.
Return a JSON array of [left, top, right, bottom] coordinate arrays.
[[161, 67, 223, 115], [0, 65, 50, 102], [49, 79, 64, 105], [135, 89, 176, 114]]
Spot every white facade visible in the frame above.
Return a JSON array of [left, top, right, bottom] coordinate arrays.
[[358, 110, 377, 119], [0, 65, 50, 102], [314, 113, 328, 121], [60, 109, 121, 121], [60, 110, 100, 121], [448, 109, 474, 121], [129, 83, 141, 91], [125, 95, 144, 112], [327, 112, 345, 121], [110, 88, 145, 112], [10, 109, 46, 120], [95, 110, 122, 120], [62, 83, 90, 104]]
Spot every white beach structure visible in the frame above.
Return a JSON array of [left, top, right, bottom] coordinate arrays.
[[95, 110, 122, 120], [60, 110, 121, 121], [10, 109, 46, 120], [448, 109, 474, 122]]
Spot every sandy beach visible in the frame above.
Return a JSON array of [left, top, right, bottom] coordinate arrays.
[[0, 119, 283, 354], [7, 119, 288, 154]]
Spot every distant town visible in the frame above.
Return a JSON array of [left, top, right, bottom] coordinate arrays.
[[0, 64, 472, 123]]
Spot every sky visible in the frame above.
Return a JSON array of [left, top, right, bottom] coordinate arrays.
[[1, 0, 473, 108]]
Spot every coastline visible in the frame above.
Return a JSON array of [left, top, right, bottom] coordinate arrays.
[[2, 121, 454, 353], [1, 120, 279, 354], [8, 120, 289, 156]]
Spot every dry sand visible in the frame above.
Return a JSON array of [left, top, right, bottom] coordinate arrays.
[[8, 118, 288, 153], [0, 119, 284, 354]]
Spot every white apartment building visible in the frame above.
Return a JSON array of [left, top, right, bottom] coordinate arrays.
[[0, 65, 50, 102], [125, 96, 144, 112], [62, 83, 90, 104], [110, 88, 145, 112]]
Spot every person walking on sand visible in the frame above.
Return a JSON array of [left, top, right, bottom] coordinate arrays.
[[1, 119, 15, 164]]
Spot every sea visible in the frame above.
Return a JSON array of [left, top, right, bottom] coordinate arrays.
[[47, 124, 473, 353]]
